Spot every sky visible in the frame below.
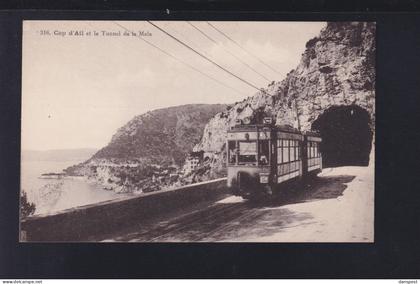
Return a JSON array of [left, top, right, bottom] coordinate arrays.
[[22, 20, 326, 151]]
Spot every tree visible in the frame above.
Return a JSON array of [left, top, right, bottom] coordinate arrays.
[[20, 191, 36, 218]]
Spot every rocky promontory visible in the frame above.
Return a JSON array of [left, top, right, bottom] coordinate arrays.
[[65, 104, 226, 193]]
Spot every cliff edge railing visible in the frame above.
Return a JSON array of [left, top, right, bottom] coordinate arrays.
[[20, 178, 228, 242]]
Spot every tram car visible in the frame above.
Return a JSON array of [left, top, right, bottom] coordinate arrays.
[[226, 117, 322, 199]]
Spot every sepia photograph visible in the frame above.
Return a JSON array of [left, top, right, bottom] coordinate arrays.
[[20, 20, 375, 242]]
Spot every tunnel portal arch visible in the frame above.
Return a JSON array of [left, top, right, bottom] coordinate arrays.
[[311, 105, 373, 168]]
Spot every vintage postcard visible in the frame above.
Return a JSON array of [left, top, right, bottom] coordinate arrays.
[[20, 20, 375, 242]]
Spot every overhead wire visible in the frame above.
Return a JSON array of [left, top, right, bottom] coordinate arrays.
[[147, 21, 262, 92], [186, 21, 272, 82], [163, 21, 267, 88], [112, 21, 248, 96], [206, 21, 282, 76]]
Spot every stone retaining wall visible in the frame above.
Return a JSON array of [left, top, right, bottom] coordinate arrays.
[[20, 178, 227, 242]]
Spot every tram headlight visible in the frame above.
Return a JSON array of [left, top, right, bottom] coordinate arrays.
[[259, 173, 269, 184]]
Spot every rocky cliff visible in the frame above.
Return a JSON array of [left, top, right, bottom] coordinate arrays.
[[194, 22, 375, 169]]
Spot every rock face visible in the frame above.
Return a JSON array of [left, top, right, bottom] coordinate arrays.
[[65, 104, 226, 193], [194, 22, 375, 162]]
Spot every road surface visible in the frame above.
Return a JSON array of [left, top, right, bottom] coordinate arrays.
[[100, 164, 373, 242]]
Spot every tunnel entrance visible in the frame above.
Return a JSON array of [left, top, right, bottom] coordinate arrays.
[[311, 105, 373, 168]]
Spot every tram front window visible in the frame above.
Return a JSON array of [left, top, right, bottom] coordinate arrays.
[[238, 141, 257, 164], [259, 140, 269, 165]]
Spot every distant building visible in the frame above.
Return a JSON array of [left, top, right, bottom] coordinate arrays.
[[183, 151, 204, 174], [184, 156, 200, 174]]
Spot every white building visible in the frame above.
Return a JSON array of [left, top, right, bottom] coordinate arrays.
[[184, 156, 200, 174]]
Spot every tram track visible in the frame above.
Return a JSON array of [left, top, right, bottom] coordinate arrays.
[[119, 201, 246, 242], [147, 202, 248, 242], [190, 207, 263, 242], [121, 192, 308, 242]]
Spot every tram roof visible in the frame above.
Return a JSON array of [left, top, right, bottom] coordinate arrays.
[[228, 124, 321, 137], [229, 124, 301, 134], [302, 130, 321, 137]]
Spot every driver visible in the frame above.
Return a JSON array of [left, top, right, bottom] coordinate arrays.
[[260, 155, 268, 165]]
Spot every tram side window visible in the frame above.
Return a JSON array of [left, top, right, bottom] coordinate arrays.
[[282, 140, 289, 163], [312, 142, 315, 158], [308, 141, 321, 158], [307, 142, 313, 159], [228, 141, 237, 164], [277, 139, 282, 163], [296, 141, 300, 160], [291, 140, 300, 161], [316, 142, 321, 157], [290, 140, 295, 161], [238, 141, 257, 164], [258, 140, 269, 165], [278, 139, 301, 163], [307, 142, 311, 158], [318, 142, 321, 157]]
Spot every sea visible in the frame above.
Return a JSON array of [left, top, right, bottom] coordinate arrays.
[[21, 158, 126, 216]]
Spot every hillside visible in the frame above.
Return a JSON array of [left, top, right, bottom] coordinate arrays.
[[92, 104, 226, 165], [65, 104, 226, 193]]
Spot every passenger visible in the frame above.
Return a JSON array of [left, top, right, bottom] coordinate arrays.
[[229, 149, 237, 163], [260, 155, 268, 165]]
